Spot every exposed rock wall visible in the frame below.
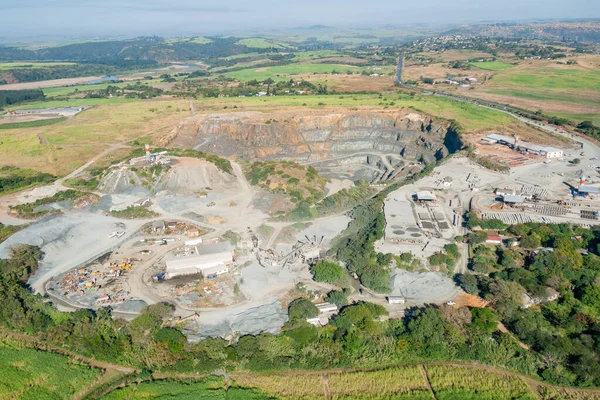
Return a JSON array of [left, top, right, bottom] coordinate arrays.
[[160, 111, 461, 182]]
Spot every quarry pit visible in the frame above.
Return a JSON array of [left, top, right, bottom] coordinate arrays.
[[0, 110, 468, 339]]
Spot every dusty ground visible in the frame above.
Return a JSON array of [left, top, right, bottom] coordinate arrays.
[[311, 74, 396, 93], [0, 114, 61, 125], [0, 76, 107, 90], [302, 57, 368, 64], [464, 89, 600, 115]]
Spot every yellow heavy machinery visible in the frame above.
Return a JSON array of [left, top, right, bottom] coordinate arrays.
[[110, 258, 134, 271], [119, 263, 132, 271]]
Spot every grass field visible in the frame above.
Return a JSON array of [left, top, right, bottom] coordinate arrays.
[[464, 57, 600, 121], [14, 97, 136, 109], [101, 378, 274, 400], [486, 89, 600, 108], [425, 366, 537, 400], [548, 112, 600, 127], [328, 367, 432, 399], [470, 62, 515, 71], [0, 99, 188, 175], [0, 62, 76, 70], [0, 117, 66, 130], [102, 365, 600, 399], [233, 373, 325, 399], [489, 67, 600, 91], [223, 63, 372, 81], [291, 50, 344, 61], [0, 91, 526, 176], [42, 80, 131, 97], [0, 340, 101, 399], [237, 38, 286, 49]]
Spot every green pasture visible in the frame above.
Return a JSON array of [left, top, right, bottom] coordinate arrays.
[[490, 67, 600, 90], [0, 341, 101, 399], [470, 61, 515, 71], [236, 38, 286, 49], [0, 62, 76, 70], [223, 63, 389, 81]]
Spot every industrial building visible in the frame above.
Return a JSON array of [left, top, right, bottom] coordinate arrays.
[[574, 176, 600, 198], [484, 134, 564, 158], [502, 194, 525, 205], [165, 242, 234, 279], [387, 296, 406, 304], [415, 191, 437, 202]]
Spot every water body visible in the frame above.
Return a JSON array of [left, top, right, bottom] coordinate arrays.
[[87, 75, 118, 84]]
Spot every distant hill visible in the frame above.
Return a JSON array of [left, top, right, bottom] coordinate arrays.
[[0, 36, 286, 63], [443, 21, 600, 43]]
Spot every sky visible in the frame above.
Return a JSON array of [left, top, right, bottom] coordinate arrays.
[[1, 0, 599, 39]]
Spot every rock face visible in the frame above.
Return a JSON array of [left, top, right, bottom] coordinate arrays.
[[161, 111, 461, 182]]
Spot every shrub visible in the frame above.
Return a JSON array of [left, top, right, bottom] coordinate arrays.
[[288, 298, 319, 321], [310, 260, 350, 287]]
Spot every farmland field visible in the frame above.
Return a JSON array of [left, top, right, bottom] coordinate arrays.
[[470, 62, 514, 71], [223, 63, 380, 81], [99, 365, 600, 399], [425, 365, 537, 400], [328, 367, 432, 399], [233, 373, 325, 399], [237, 38, 286, 49], [0, 98, 188, 174], [101, 378, 275, 399], [42, 80, 130, 97], [0, 340, 101, 399], [0, 117, 66, 130], [488, 68, 600, 90], [0, 62, 77, 70]]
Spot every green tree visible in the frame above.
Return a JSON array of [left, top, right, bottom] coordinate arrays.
[[360, 266, 390, 293], [471, 308, 498, 333], [520, 233, 541, 249], [263, 78, 275, 94], [458, 274, 479, 295], [288, 298, 319, 321], [444, 243, 460, 259], [581, 285, 600, 313], [154, 327, 186, 353], [325, 290, 349, 307], [310, 260, 350, 287], [407, 308, 447, 355], [469, 231, 488, 245]]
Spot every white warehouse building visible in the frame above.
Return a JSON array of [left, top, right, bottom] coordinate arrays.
[[165, 242, 234, 279], [485, 134, 564, 159]]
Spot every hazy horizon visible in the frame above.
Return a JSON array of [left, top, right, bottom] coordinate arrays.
[[1, 0, 599, 41]]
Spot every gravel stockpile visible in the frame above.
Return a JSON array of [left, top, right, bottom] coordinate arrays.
[[185, 299, 288, 340], [390, 269, 460, 304]]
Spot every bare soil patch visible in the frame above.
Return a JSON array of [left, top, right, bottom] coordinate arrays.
[[469, 90, 600, 114], [316, 74, 396, 92], [0, 114, 60, 125], [302, 57, 368, 64], [0, 76, 105, 90]]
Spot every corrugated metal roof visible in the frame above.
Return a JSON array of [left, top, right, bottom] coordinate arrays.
[[578, 185, 599, 194], [196, 241, 233, 255], [416, 191, 436, 201], [503, 194, 524, 203], [485, 134, 563, 154]]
